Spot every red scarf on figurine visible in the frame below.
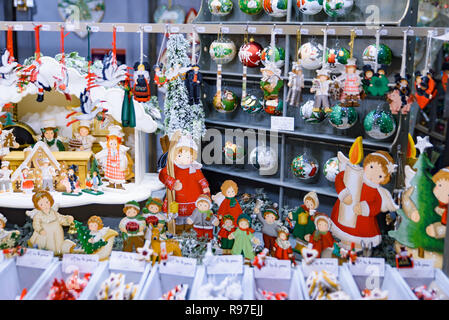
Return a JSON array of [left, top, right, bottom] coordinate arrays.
[[239, 226, 255, 235]]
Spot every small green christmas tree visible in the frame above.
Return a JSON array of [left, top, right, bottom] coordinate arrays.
[[73, 220, 107, 254], [389, 136, 444, 255], [89, 158, 103, 186]]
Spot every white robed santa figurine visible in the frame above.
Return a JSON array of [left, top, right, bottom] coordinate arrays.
[[95, 125, 129, 189], [330, 139, 399, 251]]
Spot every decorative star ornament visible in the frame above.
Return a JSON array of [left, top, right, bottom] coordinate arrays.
[[416, 136, 433, 154], [137, 241, 153, 262]]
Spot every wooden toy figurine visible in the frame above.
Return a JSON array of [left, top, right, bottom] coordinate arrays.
[[86, 216, 118, 261], [19, 166, 34, 194], [132, 62, 151, 103], [273, 226, 294, 262], [414, 71, 437, 110], [286, 61, 304, 107], [63, 164, 81, 195], [217, 214, 236, 255], [69, 120, 96, 152], [425, 167, 449, 239], [26, 190, 75, 255], [254, 205, 280, 256], [142, 197, 165, 228], [336, 58, 362, 107], [146, 225, 182, 265], [311, 67, 332, 113], [119, 201, 146, 252], [214, 180, 242, 223], [308, 214, 335, 258], [0, 122, 19, 157], [37, 118, 66, 151], [0, 161, 13, 192], [40, 158, 56, 192], [95, 125, 129, 190], [159, 132, 210, 234], [0, 213, 20, 249], [229, 213, 260, 261], [185, 64, 203, 105], [288, 191, 319, 251], [186, 194, 219, 240]]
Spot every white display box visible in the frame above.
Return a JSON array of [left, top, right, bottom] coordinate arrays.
[[253, 265, 304, 300], [138, 262, 200, 300], [344, 263, 416, 300], [24, 260, 108, 300], [298, 260, 361, 300], [79, 262, 152, 300], [0, 257, 58, 300], [190, 265, 254, 300]]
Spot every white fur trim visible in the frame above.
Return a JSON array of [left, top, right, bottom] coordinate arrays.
[[360, 201, 370, 217], [330, 223, 381, 247], [338, 188, 351, 201]]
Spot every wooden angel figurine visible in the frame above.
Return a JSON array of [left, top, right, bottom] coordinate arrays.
[[308, 214, 335, 258], [26, 191, 75, 255], [330, 138, 399, 251], [254, 205, 280, 256], [213, 180, 242, 224], [0, 213, 20, 249], [70, 120, 96, 152], [0, 161, 12, 193], [186, 194, 219, 240], [288, 191, 318, 251], [87, 216, 118, 261], [310, 67, 332, 113], [119, 201, 146, 252], [336, 58, 362, 107], [426, 167, 449, 239], [95, 125, 129, 189], [286, 61, 304, 107], [37, 118, 66, 151], [229, 213, 260, 261], [0, 122, 19, 157]]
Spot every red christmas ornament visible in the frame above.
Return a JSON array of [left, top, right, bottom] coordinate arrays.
[[238, 39, 263, 68]]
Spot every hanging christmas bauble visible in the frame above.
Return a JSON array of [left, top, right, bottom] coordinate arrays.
[[336, 47, 350, 65], [213, 90, 239, 113], [239, 0, 263, 15], [328, 103, 358, 129], [241, 95, 263, 113], [362, 44, 393, 66], [363, 107, 397, 140], [300, 100, 326, 123], [263, 0, 288, 17], [261, 46, 286, 69], [323, 157, 340, 182], [249, 145, 278, 172], [224, 141, 246, 162], [238, 39, 263, 68], [209, 39, 237, 65], [264, 99, 283, 115], [299, 42, 323, 70], [291, 153, 319, 180], [323, 0, 353, 17], [208, 0, 234, 16], [297, 0, 323, 15]]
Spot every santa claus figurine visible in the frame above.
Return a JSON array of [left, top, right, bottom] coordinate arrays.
[[159, 134, 210, 234]]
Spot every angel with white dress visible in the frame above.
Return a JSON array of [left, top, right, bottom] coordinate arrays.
[[330, 139, 399, 251], [0, 50, 18, 87]]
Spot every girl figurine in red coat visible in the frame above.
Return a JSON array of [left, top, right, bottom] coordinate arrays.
[[213, 180, 243, 224], [308, 214, 335, 258], [159, 135, 210, 234], [273, 226, 294, 261], [330, 150, 398, 251]]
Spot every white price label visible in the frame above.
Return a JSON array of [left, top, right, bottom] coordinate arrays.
[[348, 257, 385, 277], [65, 23, 76, 31], [254, 257, 291, 279], [62, 254, 99, 274], [302, 258, 338, 277], [159, 256, 197, 277], [143, 25, 153, 32], [196, 26, 205, 33], [274, 28, 283, 35], [398, 259, 435, 278], [355, 29, 363, 36], [41, 25, 51, 31], [407, 29, 414, 36], [221, 27, 230, 34], [170, 26, 180, 33], [327, 29, 336, 35], [90, 26, 100, 32], [16, 249, 54, 269], [206, 255, 243, 275], [271, 116, 294, 131], [115, 26, 125, 32], [380, 29, 388, 36], [109, 251, 146, 273], [13, 25, 24, 31], [248, 27, 257, 34], [301, 28, 309, 35]]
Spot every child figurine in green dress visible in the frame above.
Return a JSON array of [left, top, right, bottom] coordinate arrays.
[[288, 191, 319, 252], [229, 213, 260, 261]]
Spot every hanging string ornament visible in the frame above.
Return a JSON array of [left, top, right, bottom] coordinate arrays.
[[154, 26, 168, 89], [0, 26, 19, 88], [291, 152, 319, 180], [239, 0, 263, 15], [260, 27, 283, 115], [297, 0, 323, 15], [363, 103, 397, 140], [132, 28, 151, 103], [298, 40, 323, 70], [387, 29, 414, 115], [323, 0, 354, 18], [287, 29, 305, 108], [414, 30, 438, 110], [208, 0, 234, 16], [54, 26, 72, 101], [263, 0, 288, 18], [185, 28, 203, 106], [323, 156, 340, 182]]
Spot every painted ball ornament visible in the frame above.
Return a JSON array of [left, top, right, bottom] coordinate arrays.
[[336, 47, 350, 65], [238, 39, 263, 68], [323, 0, 354, 17], [224, 141, 246, 162], [297, 0, 323, 15], [291, 153, 319, 180], [363, 107, 397, 140], [263, 0, 288, 17], [241, 95, 263, 113], [213, 89, 239, 113], [208, 0, 234, 16], [300, 100, 326, 123], [299, 42, 323, 70], [209, 38, 237, 65], [261, 46, 286, 69], [362, 44, 393, 66], [239, 0, 263, 15], [323, 157, 340, 182], [328, 103, 358, 129], [249, 145, 278, 173]]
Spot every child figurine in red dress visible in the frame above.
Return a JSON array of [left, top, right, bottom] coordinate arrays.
[[308, 214, 335, 258], [214, 180, 242, 224], [159, 135, 210, 234], [426, 167, 449, 239], [273, 226, 294, 261], [218, 215, 236, 254]]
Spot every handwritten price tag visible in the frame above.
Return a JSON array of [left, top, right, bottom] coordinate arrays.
[[115, 26, 125, 32], [254, 257, 291, 279], [248, 27, 257, 34], [170, 26, 180, 33], [221, 27, 230, 34], [65, 23, 76, 31], [13, 25, 24, 31], [41, 25, 51, 31], [274, 28, 283, 35], [159, 256, 197, 277], [109, 251, 146, 273], [327, 29, 336, 35], [302, 258, 338, 277], [62, 254, 99, 274], [206, 255, 243, 275], [398, 259, 435, 278], [271, 116, 294, 131], [16, 249, 54, 269], [196, 26, 206, 33], [90, 26, 100, 32], [348, 257, 385, 277], [355, 29, 363, 36], [143, 25, 153, 32], [301, 28, 309, 35]]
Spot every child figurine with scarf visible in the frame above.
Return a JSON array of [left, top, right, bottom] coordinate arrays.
[[218, 215, 236, 254], [186, 194, 219, 240], [214, 180, 242, 224], [229, 214, 260, 261], [309, 214, 335, 258]]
